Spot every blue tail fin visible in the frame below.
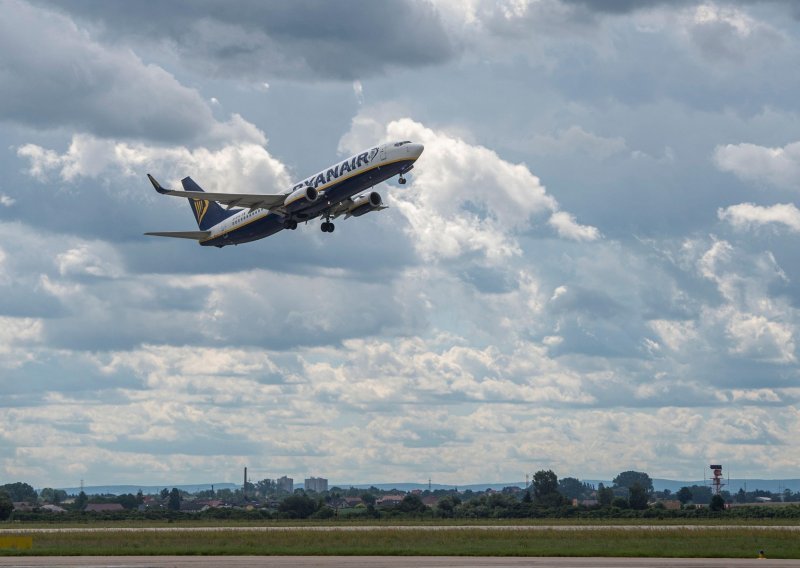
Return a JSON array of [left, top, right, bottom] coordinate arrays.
[[181, 177, 236, 231]]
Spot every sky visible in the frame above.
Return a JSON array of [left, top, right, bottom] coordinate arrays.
[[1, 0, 799, 489]]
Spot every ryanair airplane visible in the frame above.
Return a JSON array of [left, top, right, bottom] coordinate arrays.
[[145, 141, 424, 247]]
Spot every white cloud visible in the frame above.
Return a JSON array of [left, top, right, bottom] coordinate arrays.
[[683, 3, 786, 62], [0, 316, 43, 368], [719, 202, 800, 233], [530, 126, 628, 160], [725, 310, 795, 364], [340, 114, 599, 261], [0, 194, 14, 207], [548, 211, 602, 241], [56, 243, 123, 279], [352, 80, 364, 105], [714, 141, 800, 190], [17, 130, 289, 199]]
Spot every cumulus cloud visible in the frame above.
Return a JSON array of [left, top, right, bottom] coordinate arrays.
[[17, 129, 288, 198], [340, 114, 599, 261], [718, 202, 800, 233], [714, 141, 800, 190], [548, 211, 602, 241], [0, 0, 242, 144]]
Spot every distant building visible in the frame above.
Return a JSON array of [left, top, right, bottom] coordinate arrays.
[[377, 494, 404, 507], [304, 477, 328, 493], [343, 497, 363, 508], [277, 476, 294, 493]]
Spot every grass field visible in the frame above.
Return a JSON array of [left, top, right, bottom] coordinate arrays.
[[0, 527, 798, 558], [6, 517, 800, 529]]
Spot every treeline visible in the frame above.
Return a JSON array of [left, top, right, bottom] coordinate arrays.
[[4, 470, 800, 523]]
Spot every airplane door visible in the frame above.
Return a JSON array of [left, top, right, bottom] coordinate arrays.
[[379, 145, 386, 162]]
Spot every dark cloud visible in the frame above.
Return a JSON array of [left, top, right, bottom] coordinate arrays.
[[0, 1, 225, 142], [42, 0, 455, 81], [561, 0, 794, 14]]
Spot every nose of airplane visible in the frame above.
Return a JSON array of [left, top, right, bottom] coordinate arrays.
[[408, 143, 424, 159]]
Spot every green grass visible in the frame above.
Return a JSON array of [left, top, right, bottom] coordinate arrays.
[[1, 528, 798, 558], [6, 517, 800, 529]]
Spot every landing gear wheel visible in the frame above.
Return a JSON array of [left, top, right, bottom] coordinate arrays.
[[329, 223, 335, 233], [321, 221, 335, 233], [290, 221, 297, 230], [398, 176, 407, 185], [283, 219, 297, 230]]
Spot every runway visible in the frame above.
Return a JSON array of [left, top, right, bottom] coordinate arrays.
[[0, 557, 797, 567], [4, 524, 800, 533]]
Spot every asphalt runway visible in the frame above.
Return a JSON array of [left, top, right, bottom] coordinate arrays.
[[4, 524, 800, 533], [0, 557, 798, 567]]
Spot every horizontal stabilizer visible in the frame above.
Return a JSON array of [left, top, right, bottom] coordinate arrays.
[[147, 173, 169, 194], [144, 230, 211, 240]]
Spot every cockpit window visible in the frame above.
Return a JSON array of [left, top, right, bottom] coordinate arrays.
[[393, 141, 412, 147]]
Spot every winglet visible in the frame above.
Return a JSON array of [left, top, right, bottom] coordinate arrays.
[[147, 173, 169, 194]]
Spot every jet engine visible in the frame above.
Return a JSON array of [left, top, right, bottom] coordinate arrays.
[[284, 186, 318, 213], [348, 192, 383, 217]]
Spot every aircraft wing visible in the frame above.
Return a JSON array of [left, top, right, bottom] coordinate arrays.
[[147, 174, 286, 210], [144, 231, 211, 240]]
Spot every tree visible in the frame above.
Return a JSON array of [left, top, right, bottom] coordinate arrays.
[[628, 482, 649, 510], [117, 493, 140, 510], [689, 485, 712, 505], [360, 493, 376, 506], [399, 493, 427, 514], [39, 488, 67, 504], [168, 488, 181, 511], [558, 477, 590, 500], [160, 488, 169, 500], [612, 471, 653, 493], [75, 491, 88, 511], [677, 486, 693, 504], [278, 494, 318, 519], [611, 496, 629, 508], [0, 482, 37, 503], [532, 470, 562, 506], [0, 491, 12, 520], [736, 488, 747, 504], [597, 483, 614, 507], [710, 494, 725, 512]]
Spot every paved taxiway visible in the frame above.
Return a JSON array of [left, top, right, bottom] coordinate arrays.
[[0, 557, 797, 567]]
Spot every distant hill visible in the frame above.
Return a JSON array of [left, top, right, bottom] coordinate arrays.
[[57, 483, 238, 496], [328, 482, 525, 492]]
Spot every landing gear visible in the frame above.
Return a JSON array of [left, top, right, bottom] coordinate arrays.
[[283, 219, 297, 230], [398, 175, 407, 185], [321, 221, 335, 233]]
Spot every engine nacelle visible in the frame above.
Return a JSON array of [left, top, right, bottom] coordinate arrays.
[[348, 192, 382, 217], [284, 186, 318, 212]]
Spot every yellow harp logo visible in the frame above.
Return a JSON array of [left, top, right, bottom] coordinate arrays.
[[193, 198, 209, 224]]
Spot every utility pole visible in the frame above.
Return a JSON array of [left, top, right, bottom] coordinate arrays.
[[243, 467, 247, 500]]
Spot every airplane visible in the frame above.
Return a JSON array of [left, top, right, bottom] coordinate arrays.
[[145, 141, 424, 247]]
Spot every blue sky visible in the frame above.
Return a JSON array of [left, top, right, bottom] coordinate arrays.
[[1, 0, 799, 488]]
